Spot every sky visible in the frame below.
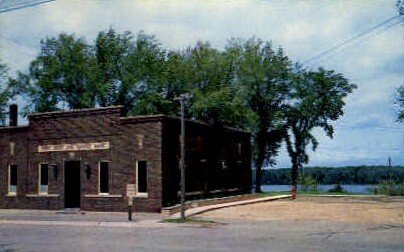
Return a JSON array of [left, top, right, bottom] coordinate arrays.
[[0, 0, 403, 168]]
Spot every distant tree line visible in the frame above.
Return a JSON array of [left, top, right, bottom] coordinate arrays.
[[1, 28, 357, 191], [255, 166, 404, 185]]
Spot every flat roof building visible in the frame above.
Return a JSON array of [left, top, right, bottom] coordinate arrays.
[[0, 105, 251, 212]]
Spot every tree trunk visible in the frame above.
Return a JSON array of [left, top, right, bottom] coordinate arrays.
[[291, 159, 299, 188], [255, 162, 263, 193], [284, 129, 299, 188], [255, 130, 266, 193]]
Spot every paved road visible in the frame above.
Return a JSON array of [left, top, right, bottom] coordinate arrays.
[[0, 200, 403, 252]]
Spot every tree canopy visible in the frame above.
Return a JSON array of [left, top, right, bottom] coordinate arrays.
[[0, 58, 10, 125], [284, 67, 356, 187], [6, 28, 356, 191], [226, 38, 292, 192]]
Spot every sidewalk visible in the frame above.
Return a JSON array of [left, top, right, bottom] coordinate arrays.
[[169, 194, 291, 219], [0, 195, 291, 226], [0, 209, 164, 228]]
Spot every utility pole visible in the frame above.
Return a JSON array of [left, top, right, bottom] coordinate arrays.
[[174, 93, 191, 221]]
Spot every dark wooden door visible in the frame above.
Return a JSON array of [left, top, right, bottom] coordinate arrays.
[[64, 161, 81, 208]]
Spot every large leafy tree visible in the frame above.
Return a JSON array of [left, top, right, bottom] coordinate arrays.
[[185, 41, 250, 127], [93, 28, 133, 108], [126, 32, 173, 115], [10, 34, 96, 113], [7, 29, 357, 193], [284, 67, 356, 187], [228, 38, 292, 192], [10, 29, 172, 116], [0, 58, 10, 125], [94, 29, 170, 115]]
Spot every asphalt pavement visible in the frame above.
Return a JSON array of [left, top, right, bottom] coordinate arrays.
[[0, 199, 403, 252]]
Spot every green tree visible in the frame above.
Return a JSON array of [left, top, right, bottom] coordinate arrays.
[[185, 41, 250, 127], [10, 33, 96, 113], [9, 29, 173, 116], [0, 59, 10, 125], [395, 85, 404, 122], [284, 67, 356, 187], [93, 28, 133, 108], [94, 29, 170, 115], [127, 32, 177, 116], [228, 38, 291, 192]]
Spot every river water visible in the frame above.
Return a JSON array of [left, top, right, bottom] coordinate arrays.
[[261, 184, 375, 194]]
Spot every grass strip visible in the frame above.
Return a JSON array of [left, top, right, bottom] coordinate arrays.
[[258, 190, 363, 197], [163, 217, 216, 224]]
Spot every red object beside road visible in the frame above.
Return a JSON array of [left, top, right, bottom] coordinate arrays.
[[291, 187, 297, 199]]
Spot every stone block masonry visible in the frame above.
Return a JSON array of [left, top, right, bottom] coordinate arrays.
[[0, 106, 251, 212]]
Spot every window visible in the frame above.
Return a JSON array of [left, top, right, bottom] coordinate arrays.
[[136, 161, 147, 196], [136, 134, 144, 149], [237, 143, 242, 155], [10, 142, 15, 156], [39, 164, 49, 194], [8, 165, 17, 196], [99, 162, 109, 194]]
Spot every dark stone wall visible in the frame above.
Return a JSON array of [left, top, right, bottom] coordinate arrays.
[[0, 127, 31, 209], [0, 107, 251, 212], [0, 107, 163, 212], [161, 117, 252, 207]]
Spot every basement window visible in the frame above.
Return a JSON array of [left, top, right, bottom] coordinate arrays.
[[136, 161, 148, 197], [39, 164, 49, 194], [99, 162, 109, 194], [8, 165, 17, 196]]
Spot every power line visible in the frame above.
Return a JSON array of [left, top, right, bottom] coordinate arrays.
[[304, 15, 402, 66], [304, 15, 400, 64], [0, 0, 56, 13], [311, 18, 403, 66], [316, 21, 401, 65]]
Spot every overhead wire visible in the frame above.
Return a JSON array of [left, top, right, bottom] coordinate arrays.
[[304, 15, 402, 67], [312, 18, 403, 67], [0, 0, 56, 13]]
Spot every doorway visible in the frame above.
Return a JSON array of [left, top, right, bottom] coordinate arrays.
[[64, 161, 81, 208]]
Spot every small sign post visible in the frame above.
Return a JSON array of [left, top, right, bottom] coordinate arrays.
[[126, 184, 136, 221]]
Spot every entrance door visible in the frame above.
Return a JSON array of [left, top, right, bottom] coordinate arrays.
[[64, 161, 81, 208]]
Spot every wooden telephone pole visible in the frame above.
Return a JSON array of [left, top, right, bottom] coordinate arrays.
[[174, 93, 191, 221]]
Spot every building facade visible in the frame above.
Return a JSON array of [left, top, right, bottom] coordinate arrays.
[[0, 106, 251, 212]]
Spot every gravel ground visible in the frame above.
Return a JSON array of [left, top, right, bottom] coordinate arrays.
[[199, 196, 404, 225]]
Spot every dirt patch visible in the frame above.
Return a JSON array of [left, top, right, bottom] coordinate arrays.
[[199, 196, 404, 225]]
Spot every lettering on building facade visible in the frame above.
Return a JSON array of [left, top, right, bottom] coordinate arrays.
[[38, 142, 110, 153]]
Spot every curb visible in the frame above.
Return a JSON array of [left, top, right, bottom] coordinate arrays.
[[0, 219, 167, 228], [169, 195, 291, 219], [298, 194, 387, 197]]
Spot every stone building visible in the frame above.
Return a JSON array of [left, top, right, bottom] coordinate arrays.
[[0, 105, 251, 212]]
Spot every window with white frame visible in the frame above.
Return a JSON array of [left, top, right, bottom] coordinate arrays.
[[8, 164, 17, 195], [39, 164, 49, 194], [136, 161, 148, 196], [99, 162, 109, 194]]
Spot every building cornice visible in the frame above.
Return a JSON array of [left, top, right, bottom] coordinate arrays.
[[28, 106, 123, 120]]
